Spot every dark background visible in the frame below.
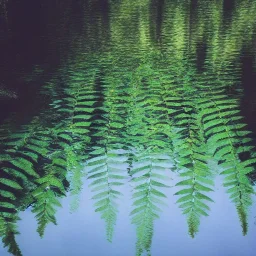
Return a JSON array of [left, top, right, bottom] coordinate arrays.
[[0, 0, 255, 128]]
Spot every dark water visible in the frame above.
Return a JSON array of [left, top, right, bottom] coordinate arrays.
[[0, 0, 256, 255]]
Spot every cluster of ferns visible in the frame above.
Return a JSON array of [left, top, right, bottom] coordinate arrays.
[[0, 50, 256, 256]]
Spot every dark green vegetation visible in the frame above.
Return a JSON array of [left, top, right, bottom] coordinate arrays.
[[1, 0, 256, 255]]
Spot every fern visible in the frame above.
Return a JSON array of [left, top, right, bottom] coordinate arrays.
[[1, 2, 256, 254], [124, 63, 173, 255], [28, 132, 70, 238], [130, 151, 171, 256], [31, 189, 62, 238], [174, 133, 214, 237], [0, 125, 52, 240], [31, 164, 65, 238], [87, 149, 127, 241], [172, 112, 215, 237], [0, 214, 22, 256], [197, 70, 255, 234], [150, 57, 216, 237], [86, 72, 129, 242], [65, 145, 86, 212], [47, 66, 100, 211]]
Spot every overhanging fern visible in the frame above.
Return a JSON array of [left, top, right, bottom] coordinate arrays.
[[125, 63, 173, 255], [130, 151, 171, 256], [86, 70, 129, 242], [197, 69, 256, 234], [1, 2, 256, 255], [172, 103, 215, 237], [0, 214, 22, 256]]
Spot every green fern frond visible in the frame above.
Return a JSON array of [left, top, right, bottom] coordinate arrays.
[[130, 151, 171, 256], [236, 203, 249, 235], [0, 214, 22, 256], [197, 71, 255, 234], [46, 68, 100, 213], [65, 145, 86, 212], [174, 144, 214, 238], [30, 156, 66, 238], [87, 149, 127, 242], [84, 69, 129, 241], [31, 189, 62, 238], [171, 95, 214, 237], [0, 178, 22, 190]]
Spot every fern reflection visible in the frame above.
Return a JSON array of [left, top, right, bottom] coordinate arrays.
[[1, 0, 256, 255]]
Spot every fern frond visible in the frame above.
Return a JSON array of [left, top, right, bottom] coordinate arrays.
[[31, 189, 62, 238], [130, 151, 171, 256], [85, 70, 129, 242], [170, 81, 214, 237], [0, 214, 22, 256], [174, 136, 214, 238], [87, 149, 127, 242], [31, 157, 66, 238], [65, 145, 86, 212], [197, 71, 255, 234]]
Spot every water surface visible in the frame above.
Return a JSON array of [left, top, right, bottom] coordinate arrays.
[[0, 1, 256, 256]]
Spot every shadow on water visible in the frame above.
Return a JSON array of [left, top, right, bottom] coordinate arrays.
[[0, 0, 88, 124], [223, 0, 236, 20], [240, 53, 256, 136]]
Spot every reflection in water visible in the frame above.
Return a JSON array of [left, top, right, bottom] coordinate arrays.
[[0, 0, 256, 255]]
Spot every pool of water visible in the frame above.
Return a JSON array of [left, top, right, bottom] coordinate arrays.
[[0, 1, 256, 256]]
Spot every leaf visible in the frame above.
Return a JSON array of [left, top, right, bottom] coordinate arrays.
[[175, 179, 193, 186], [0, 178, 22, 190], [174, 188, 193, 195], [176, 194, 193, 203], [10, 158, 39, 178], [195, 183, 214, 192], [92, 191, 109, 200], [150, 188, 167, 198], [151, 180, 170, 188], [195, 192, 214, 202], [88, 172, 107, 179], [130, 206, 145, 216]]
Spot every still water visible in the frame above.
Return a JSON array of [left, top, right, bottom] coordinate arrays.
[[0, 0, 256, 255]]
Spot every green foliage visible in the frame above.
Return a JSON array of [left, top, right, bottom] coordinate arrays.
[[170, 87, 215, 236], [66, 145, 86, 212], [86, 71, 129, 242], [196, 70, 255, 235], [130, 151, 171, 256], [0, 214, 22, 256], [123, 63, 174, 255], [87, 150, 127, 241], [1, 1, 256, 255], [31, 189, 62, 238]]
